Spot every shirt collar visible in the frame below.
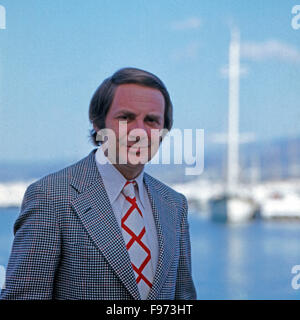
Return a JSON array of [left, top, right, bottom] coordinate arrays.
[[95, 146, 146, 208], [133, 167, 146, 209]]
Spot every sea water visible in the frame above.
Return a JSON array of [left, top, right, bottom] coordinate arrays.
[[1, 208, 300, 300]]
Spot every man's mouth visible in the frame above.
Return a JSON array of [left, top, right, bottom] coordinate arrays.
[[118, 144, 146, 151], [127, 145, 148, 149]]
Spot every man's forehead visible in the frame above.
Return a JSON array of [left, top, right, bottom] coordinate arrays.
[[113, 84, 165, 104]]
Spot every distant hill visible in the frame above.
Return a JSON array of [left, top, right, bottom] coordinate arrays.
[[149, 135, 300, 184], [0, 160, 72, 182], [1, 136, 300, 184]]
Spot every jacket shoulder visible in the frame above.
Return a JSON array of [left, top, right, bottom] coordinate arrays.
[[26, 150, 96, 194], [144, 172, 187, 206]]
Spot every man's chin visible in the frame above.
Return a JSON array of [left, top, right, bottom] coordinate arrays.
[[122, 154, 149, 166], [114, 161, 145, 170], [117, 148, 152, 166]]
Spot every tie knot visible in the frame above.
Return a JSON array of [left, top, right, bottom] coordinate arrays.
[[122, 180, 137, 198]]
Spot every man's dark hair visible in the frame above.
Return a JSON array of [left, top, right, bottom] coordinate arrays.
[[89, 67, 173, 146]]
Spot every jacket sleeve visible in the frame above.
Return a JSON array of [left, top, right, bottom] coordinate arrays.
[[0, 182, 61, 300], [175, 194, 197, 300]]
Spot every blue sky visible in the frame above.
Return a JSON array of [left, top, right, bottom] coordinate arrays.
[[0, 0, 299, 161]]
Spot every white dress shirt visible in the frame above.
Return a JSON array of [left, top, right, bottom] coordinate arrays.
[[95, 146, 158, 277]]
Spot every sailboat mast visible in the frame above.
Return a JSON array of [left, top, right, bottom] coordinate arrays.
[[227, 29, 240, 193]]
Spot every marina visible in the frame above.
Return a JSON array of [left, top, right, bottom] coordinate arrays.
[[1, 207, 300, 299], [0, 0, 299, 300]]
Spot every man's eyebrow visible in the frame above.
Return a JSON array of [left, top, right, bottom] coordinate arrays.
[[145, 114, 163, 120], [115, 110, 162, 119], [116, 110, 135, 117], [115, 110, 136, 116]]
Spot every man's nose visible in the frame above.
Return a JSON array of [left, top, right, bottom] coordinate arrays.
[[128, 119, 147, 132], [128, 119, 150, 141]]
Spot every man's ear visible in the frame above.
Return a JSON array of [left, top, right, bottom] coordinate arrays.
[[93, 123, 99, 132], [159, 128, 169, 142]]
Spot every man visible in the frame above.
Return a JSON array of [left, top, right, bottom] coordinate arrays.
[[0, 67, 196, 300]]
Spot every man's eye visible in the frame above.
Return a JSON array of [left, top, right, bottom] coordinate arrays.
[[146, 117, 156, 122], [147, 118, 159, 124], [118, 115, 128, 120]]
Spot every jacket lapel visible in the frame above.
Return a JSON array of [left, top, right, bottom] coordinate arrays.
[[70, 151, 140, 300], [144, 174, 177, 300]]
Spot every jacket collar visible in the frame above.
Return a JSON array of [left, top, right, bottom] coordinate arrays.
[[70, 150, 177, 300], [94, 146, 146, 209]]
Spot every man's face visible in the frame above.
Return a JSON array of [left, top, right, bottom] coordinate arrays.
[[102, 83, 165, 166]]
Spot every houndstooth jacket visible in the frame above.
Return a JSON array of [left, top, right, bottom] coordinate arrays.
[[0, 150, 196, 300]]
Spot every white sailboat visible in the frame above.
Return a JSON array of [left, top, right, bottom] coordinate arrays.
[[210, 29, 258, 223], [260, 190, 300, 219]]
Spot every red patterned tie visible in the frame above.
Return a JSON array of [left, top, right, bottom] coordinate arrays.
[[121, 180, 153, 299]]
